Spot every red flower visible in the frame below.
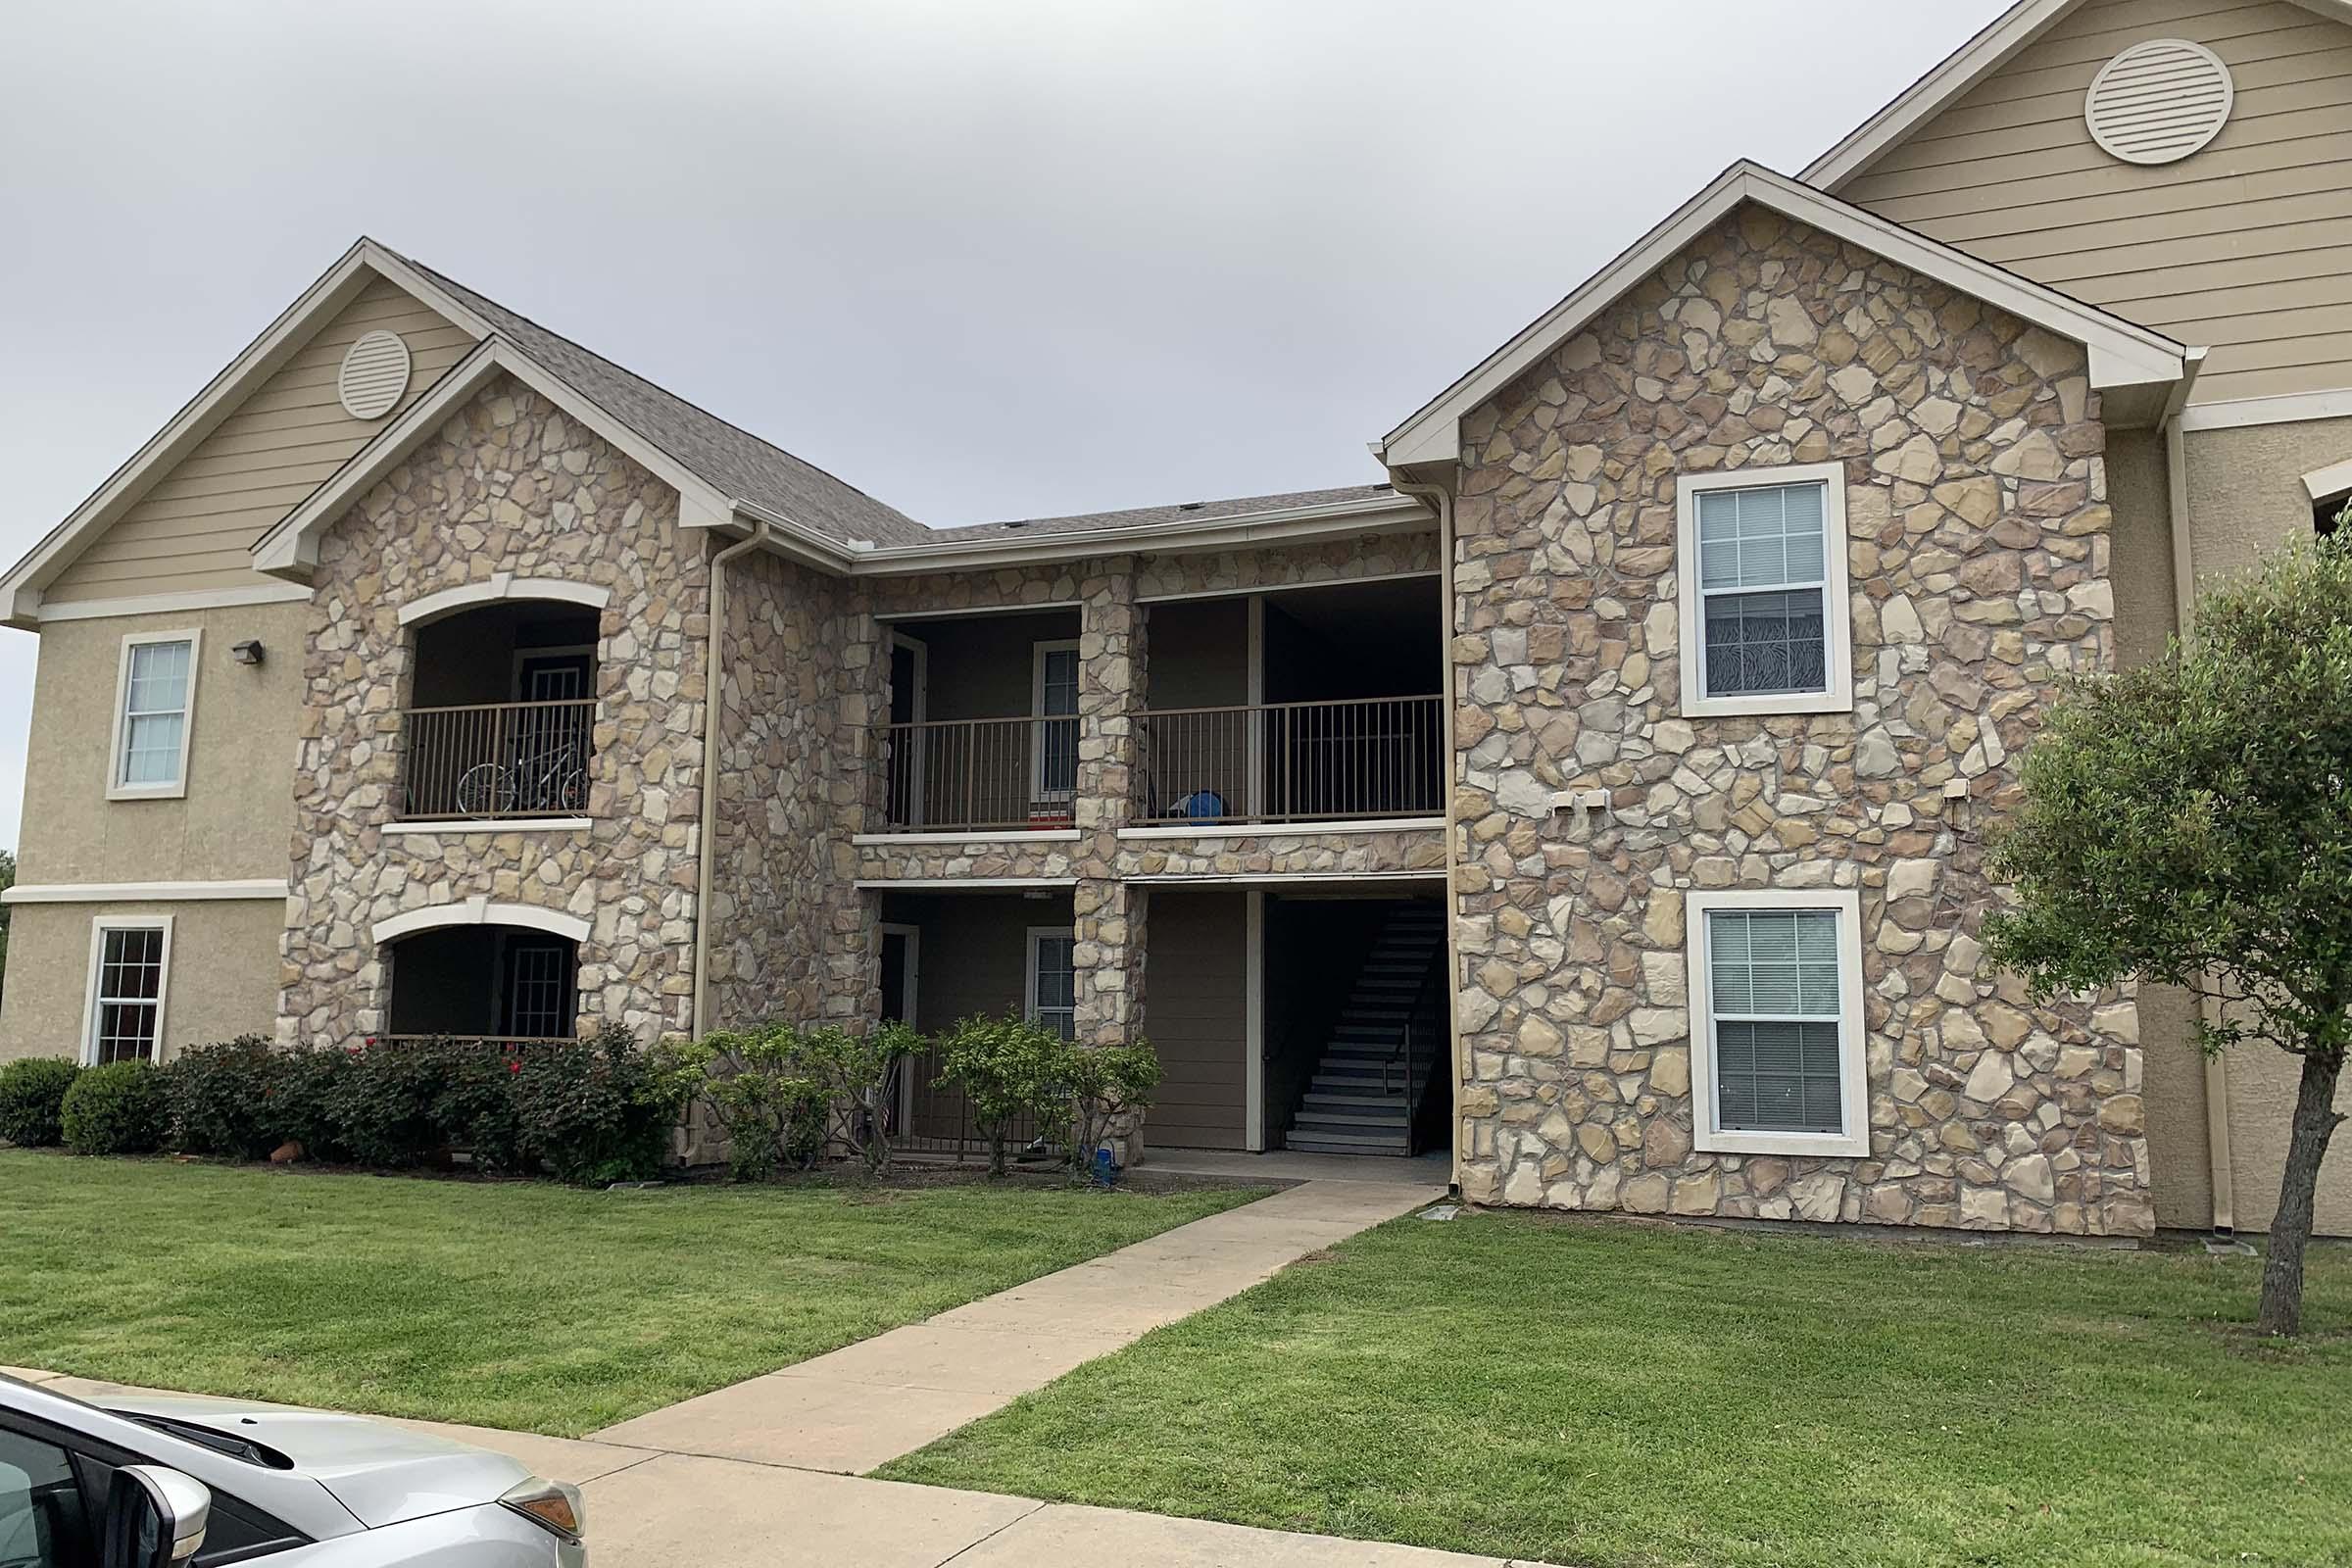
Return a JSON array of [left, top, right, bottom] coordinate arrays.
[[507, 1058, 522, 1075]]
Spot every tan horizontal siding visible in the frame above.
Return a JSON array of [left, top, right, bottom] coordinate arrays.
[[46, 277, 473, 603], [1839, 0, 2352, 407]]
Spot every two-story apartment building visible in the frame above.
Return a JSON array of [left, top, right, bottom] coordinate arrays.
[[5, 0, 2347, 1236]]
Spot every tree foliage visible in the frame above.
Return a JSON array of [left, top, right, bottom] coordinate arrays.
[[1984, 532, 2352, 1334], [935, 1011, 1069, 1177]]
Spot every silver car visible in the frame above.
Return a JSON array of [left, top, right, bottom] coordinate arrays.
[[0, 1374, 585, 1567]]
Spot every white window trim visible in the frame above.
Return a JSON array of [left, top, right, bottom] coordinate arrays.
[[1025, 924, 1076, 1034], [1675, 463, 1852, 719], [80, 913, 174, 1066], [1029, 639, 1081, 804], [106, 627, 202, 801], [1684, 887, 1869, 1158]]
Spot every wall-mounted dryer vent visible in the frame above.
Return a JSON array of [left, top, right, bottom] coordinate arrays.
[[2085, 38, 2234, 167], [337, 329, 413, 420]]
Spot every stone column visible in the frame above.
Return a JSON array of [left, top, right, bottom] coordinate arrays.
[[1071, 559, 1148, 1163]]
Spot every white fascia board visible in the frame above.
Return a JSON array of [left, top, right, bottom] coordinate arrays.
[[1799, 0, 2080, 190], [32, 583, 313, 625], [0, 241, 469, 629], [252, 337, 739, 580], [1377, 162, 2187, 468], [842, 494, 1435, 577]]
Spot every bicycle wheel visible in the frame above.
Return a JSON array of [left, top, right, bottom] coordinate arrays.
[[455, 762, 518, 819]]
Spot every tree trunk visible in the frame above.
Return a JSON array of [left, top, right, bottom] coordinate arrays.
[[2255, 1048, 2346, 1337]]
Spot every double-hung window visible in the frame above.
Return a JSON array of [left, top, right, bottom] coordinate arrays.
[[1027, 926, 1077, 1040], [83, 916, 173, 1065], [1676, 464, 1850, 716], [1685, 889, 1867, 1156], [109, 629, 201, 800]]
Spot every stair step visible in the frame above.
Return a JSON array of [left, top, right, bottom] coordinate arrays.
[[1294, 1112, 1409, 1137], [1302, 1093, 1403, 1113], [1287, 1132, 1412, 1155]]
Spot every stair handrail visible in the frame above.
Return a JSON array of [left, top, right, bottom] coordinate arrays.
[[1383, 944, 1448, 1135]]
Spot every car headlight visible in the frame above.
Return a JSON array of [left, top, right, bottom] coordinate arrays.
[[499, 1477, 586, 1542]]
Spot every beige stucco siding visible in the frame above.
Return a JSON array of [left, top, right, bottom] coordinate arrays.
[[15, 601, 305, 889], [0, 899, 285, 1065], [2173, 414, 2352, 1233], [1839, 0, 2352, 406], [45, 278, 473, 603]]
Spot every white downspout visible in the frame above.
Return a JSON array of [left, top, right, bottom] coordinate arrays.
[[1387, 474, 1463, 1194], [691, 520, 771, 1042], [2164, 393, 2235, 1236]]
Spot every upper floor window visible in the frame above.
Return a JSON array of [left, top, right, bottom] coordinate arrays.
[[1031, 641, 1080, 802], [108, 629, 200, 800], [1676, 464, 1851, 717]]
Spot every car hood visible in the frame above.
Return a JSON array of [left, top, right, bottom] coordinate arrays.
[[101, 1392, 533, 1530]]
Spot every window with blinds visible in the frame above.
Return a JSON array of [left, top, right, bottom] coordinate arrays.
[[117, 636, 195, 791], [1705, 907, 1844, 1135], [1695, 481, 1830, 700]]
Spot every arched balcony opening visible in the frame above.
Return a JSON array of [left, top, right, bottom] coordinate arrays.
[[397, 597, 601, 820], [380, 923, 580, 1047]]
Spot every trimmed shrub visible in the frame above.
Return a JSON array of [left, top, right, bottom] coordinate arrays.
[[165, 1037, 282, 1159], [60, 1059, 171, 1156], [514, 1023, 696, 1186], [687, 1025, 829, 1182], [269, 1048, 353, 1163], [935, 1012, 1068, 1177], [790, 1022, 918, 1175], [0, 1057, 81, 1148], [327, 1040, 463, 1168], [1065, 1039, 1160, 1183], [431, 1045, 528, 1174]]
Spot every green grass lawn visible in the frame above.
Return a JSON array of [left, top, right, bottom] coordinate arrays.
[[0, 1151, 1261, 1437], [879, 1211, 2352, 1568]]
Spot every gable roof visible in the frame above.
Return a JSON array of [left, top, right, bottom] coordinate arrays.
[[1801, 0, 2352, 191], [0, 237, 933, 623], [1377, 160, 2191, 470], [391, 250, 929, 548]]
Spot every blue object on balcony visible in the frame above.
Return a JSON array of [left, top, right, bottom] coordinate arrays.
[[1172, 789, 1226, 820]]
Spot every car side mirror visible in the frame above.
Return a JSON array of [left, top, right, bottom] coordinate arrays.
[[102, 1465, 211, 1567]]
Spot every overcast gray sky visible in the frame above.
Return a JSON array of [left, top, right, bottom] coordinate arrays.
[[0, 0, 2000, 853]]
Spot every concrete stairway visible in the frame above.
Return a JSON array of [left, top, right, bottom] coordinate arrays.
[[1282, 904, 1447, 1155]]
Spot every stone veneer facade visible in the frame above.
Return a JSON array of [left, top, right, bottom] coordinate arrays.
[[280, 377, 710, 1043], [1446, 207, 2150, 1235]]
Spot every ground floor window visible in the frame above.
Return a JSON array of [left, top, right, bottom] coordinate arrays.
[[83, 916, 172, 1064], [1685, 888, 1867, 1157], [1027, 925, 1076, 1039]]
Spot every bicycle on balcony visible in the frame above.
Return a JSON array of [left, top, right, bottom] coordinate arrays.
[[455, 738, 588, 819]]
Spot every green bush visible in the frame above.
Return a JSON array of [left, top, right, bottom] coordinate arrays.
[[687, 1025, 829, 1181], [0, 1057, 81, 1148], [514, 1023, 696, 1186], [790, 1021, 918, 1175], [165, 1037, 283, 1159], [268, 1048, 353, 1162], [935, 1012, 1069, 1177], [1065, 1039, 1160, 1184], [59, 1059, 171, 1156], [429, 1045, 529, 1174], [327, 1039, 464, 1167]]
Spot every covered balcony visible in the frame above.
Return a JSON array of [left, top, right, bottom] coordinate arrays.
[[868, 578, 1444, 835], [396, 599, 600, 821], [1134, 578, 1443, 827], [378, 923, 580, 1048]]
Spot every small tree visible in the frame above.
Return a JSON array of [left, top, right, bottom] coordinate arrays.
[[936, 1011, 1067, 1177], [1984, 533, 2352, 1337], [1063, 1039, 1161, 1184], [687, 1025, 829, 1181], [792, 1021, 916, 1175]]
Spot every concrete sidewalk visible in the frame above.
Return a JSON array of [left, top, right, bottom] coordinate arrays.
[[21, 1174, 1533, 1566], [594, 1175, 1443, 1472]]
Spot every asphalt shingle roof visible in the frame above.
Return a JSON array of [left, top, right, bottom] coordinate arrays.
[[392, 246, 1402, 554], [394, 247, 933, 547]]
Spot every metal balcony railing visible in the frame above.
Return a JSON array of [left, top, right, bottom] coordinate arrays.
[[397, 699, 597, 821], [877, 714, 1079, 833], [1137, 695, 1445, 826]]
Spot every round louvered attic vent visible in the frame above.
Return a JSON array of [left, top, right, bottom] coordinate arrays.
[[2085, 38, 2234, 166], [337, 329, 412, 420]]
